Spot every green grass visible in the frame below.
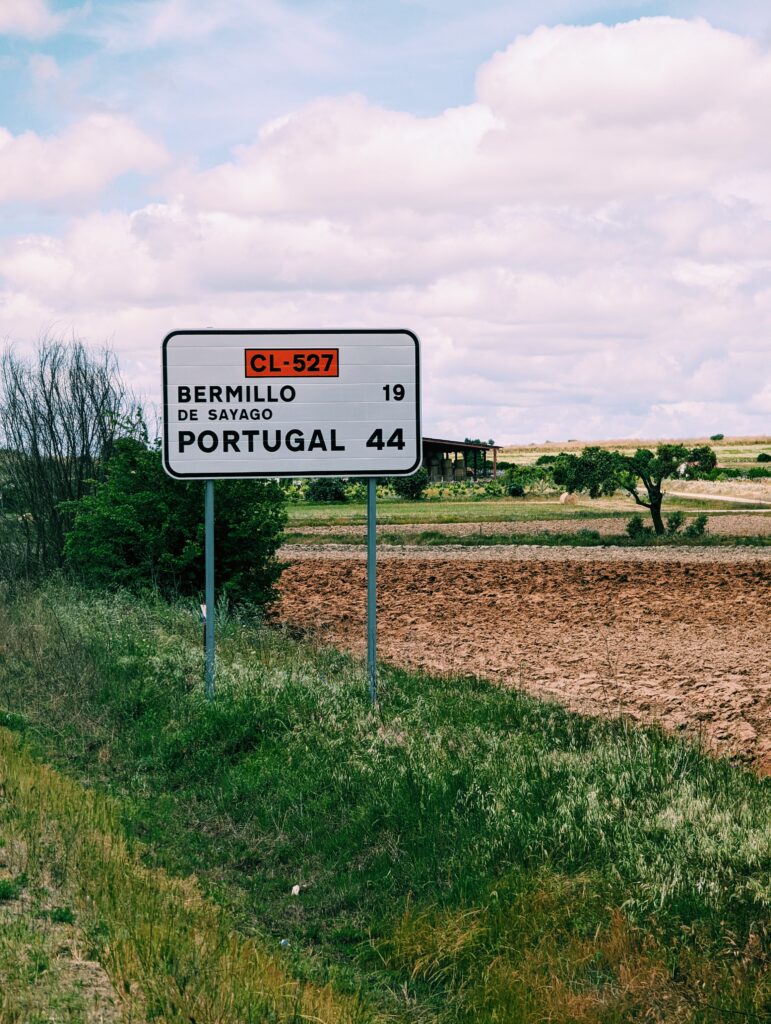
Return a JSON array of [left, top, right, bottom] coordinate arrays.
[[288, 494, 770, 529], [287, 495, 629, 527], [1, 582, 770, 1022]]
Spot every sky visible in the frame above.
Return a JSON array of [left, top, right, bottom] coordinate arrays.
[[1, 1, 770, 443]]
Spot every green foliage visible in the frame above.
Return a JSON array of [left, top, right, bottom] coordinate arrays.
[[686, 444, 719, 477], [684, 513, 709, 538], [709, 433, 725, 441], [552, 448, 619, 498], [666, 510, 685, 534], [747, 467, 771, 479], [553, 444, 717, 534], [305, 477, 348, 503], [626, 514, 653, 541], [757, 452, 771, 463], [704, 467, 743, 480], [64, 438, 287, 606], [501, 464, 551, 496], [390, 467, 429, 500], [483, 478, 506, 497], [0, 875, 26, 902]]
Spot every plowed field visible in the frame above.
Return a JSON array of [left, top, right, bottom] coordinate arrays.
[[278, 546, 771, 770]]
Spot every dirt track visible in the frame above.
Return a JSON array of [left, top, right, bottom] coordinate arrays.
[[277, 546, 771, 770]]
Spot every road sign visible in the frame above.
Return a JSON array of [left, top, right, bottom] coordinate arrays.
[[162, 329, 421, 478]]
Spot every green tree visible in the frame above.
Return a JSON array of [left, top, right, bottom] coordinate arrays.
[[553, 444, 716, 535], [391, 467, 428, 500], [64, 438, 287, 605]]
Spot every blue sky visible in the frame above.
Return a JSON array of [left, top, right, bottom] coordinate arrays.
[[1, 1, 770, 441]]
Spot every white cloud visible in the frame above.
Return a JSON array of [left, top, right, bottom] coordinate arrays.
[[0, 115, 169, 204], [0, 0, 64, 38], [3, 16, 771, 441], [28, 53, 60, 83]]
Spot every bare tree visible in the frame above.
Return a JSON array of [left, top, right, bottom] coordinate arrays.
[[0, 338, 142, 571]]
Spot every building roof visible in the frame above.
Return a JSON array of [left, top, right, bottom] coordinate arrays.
[[422, 437, 501, 452]]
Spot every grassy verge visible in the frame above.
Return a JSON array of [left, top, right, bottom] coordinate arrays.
[[0, 727, 369, 1024], [284, 528, 771, 548], [1, 582, 770, 1022]]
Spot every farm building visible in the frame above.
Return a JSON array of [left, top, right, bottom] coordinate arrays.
[[422, 437, 501, 482]]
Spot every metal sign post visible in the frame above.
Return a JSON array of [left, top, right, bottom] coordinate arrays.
[[204, 479, 215, 701], [367, 478, 377, 705]]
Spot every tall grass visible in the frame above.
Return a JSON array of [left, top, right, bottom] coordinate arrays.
[[1, 581, 769, 1021]]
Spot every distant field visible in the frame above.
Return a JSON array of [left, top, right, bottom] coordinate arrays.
[[499, 434, 771, 469]]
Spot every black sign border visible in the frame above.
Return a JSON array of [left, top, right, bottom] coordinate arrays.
[[162, 328, 422, 479]]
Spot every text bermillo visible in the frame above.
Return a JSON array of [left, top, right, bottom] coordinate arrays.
[[177, 385, 296, 404]]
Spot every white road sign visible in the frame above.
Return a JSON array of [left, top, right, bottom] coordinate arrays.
[[162, 329, 421, 478]]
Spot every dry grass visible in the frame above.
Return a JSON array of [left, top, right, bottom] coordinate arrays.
[[384, 873, 769, 1023]]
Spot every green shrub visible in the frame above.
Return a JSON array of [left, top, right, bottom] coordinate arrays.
[[305, 477, 348, 502], [709, 433, 724, 441], [626, 514, 653, 541], [344, 480, 368, 502], [391, 468, 429, 500], [64, 439, 287, 606], [747, 467, 771, 480], [757, 452, 771, 463], [483, 479, 506, 497], [684, 513, 709, 538], [666, 511, 685, 535], [704, 468, 742, 481]]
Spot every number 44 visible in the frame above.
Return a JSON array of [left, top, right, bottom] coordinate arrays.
[[366, 428, 406, 451]]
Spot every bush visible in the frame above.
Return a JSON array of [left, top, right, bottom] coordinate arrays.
[[502, 464, 552, 496], [626, 514, 653, 541], [305, 477, 348, 502], [484, 479, 506, 497], [64, 439, 287, 606], [756, 452, 771, 463], [666, 510, 685, 535], [684, 513, 708, 538], [710, 433, 724, 441], [391, 468, 429, 500], [747, 467, 771, 480]]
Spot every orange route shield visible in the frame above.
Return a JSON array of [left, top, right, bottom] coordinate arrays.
[[244, 348, 339, 378]]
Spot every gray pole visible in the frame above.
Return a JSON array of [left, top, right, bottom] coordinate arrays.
[[205, 479, 215, 701], [367, 477, 377, 705]]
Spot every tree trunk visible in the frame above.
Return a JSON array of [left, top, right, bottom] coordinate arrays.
[[650, 494, 665, 534]]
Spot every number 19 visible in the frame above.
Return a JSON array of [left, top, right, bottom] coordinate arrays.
[[383, 384, 405, 401]]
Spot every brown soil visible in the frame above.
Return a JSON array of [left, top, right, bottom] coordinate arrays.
[[277, 546, 771, 770]]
